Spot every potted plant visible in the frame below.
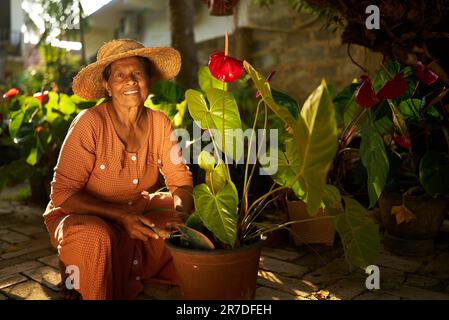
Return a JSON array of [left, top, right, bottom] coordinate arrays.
[[332, 59, 449, 256], [377, 63, 449, 256], [165, 34, 380, 300], [0, 88, 97, 204]]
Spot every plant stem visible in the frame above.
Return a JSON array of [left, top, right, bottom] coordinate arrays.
[[240, 99, 263, 221], [245, 216, 333, 241], [225, 32, 229, 56], [246, 185, 289, 218], [240, 102, 269, 232], [243, 194, 280, 238], [221, 82, 230, 180], [340, 108, 367, 145]]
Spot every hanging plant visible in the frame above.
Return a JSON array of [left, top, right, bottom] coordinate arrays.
[[202, 0, 240, 16]]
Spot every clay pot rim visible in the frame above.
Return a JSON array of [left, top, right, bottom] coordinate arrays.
[[165, 237, 264, 255]]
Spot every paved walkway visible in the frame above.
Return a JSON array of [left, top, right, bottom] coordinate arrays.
[[1, 184, 449, 300]]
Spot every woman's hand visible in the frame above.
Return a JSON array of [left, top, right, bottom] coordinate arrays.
[[119, 214, 171, 241]]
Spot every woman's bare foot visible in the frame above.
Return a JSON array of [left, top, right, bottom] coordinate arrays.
[[58, 259, 82, 300]]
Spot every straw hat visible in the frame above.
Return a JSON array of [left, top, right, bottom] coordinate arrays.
[[72, 39, 181, 100]]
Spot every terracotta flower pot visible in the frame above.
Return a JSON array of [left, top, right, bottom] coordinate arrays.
[[165, 239, 263, 300], [287, 200, 335, 246], [379, 191, 448, 239], [379, 191, 448, 256]]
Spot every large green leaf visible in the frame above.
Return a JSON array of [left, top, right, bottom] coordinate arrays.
[[399, 99, 421, 119], [198, 150, 215, 171], [419, 151, 449, 197], [244, 62, 296, 128], [265, 139, 304, 199], [198, 151, 228, 194], [70, 94, 97, 109], [23, 97, 41, 110], [333, 83, 358, 128], [245, 62, 338, 216], [26, 147, 39, 166], [185, 88, 243, 161], [44, 92, 61, 123], [332, 197, 380, 269], [185, 212, 204, 230], [57, 93, 76, 115], [360, 121, 389, 208], [193, 181, 239, 247], [272, 89, 299, 120], [8, 109, 25, 140], [185, 89, 209, 124], [205, 162, 228, 195], [173, 100, 187, 127], [206, 88, 243, 161], [322, 184, 342, 210], [295, 80, 339, 216], [374, 116, 393, 136], [322, 186, 380, 269], [198, 66, 225, 93]]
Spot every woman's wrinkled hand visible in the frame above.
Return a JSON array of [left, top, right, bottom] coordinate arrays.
[[119, 214, 171, 241]]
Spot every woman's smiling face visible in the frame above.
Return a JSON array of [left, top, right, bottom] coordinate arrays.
[[103, 57, 150, 108]]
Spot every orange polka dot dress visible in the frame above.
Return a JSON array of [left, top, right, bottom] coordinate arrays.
[[43, 103, 193, 300]]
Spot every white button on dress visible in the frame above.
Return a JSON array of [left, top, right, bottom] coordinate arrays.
[[100, 164, 106, 170], [131, 155, 137, 161], [128, 201, 133, 206], [132, 179, 138, 185], [133, 259, 138, 265]]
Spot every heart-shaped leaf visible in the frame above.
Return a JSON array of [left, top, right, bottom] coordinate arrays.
[[193, 181, 239, 247]]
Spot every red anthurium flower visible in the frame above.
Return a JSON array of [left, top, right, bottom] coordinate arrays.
[[256, 70, 276, 98], [208, 51, 244, 83], [2, 88, 19, 99], [377, 72, 408, 100], [393, 135, 411, 149], [33, 91, 49, 104], [355, 76, 380, 109], [416, 61, 438, 85]]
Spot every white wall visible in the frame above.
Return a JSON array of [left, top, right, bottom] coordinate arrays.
[[10, 0, 24, 33], [142, 0, 252, 46], [84, 27, 115, 60], [86, 0, 252, 54]]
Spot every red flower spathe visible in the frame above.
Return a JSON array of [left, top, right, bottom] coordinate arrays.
[[2, 88, 19, 99], [208, 51, 244, 83], [393, 135, 411, 149], [416, 61, 438, 85], [377, 72, 408, 100], [355, 76, 380, 109], [355, 72, 408, 109], [33, 91, 49, 104]]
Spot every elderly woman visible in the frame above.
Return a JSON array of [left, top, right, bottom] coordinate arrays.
[[43, 39, 194, 300]]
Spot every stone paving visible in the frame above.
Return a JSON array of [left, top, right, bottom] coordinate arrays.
[[1, 184, 449, 300]]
